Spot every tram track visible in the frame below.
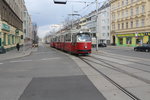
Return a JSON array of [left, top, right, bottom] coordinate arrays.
[[82, 56, 150, 85], [91, 55, 150, 73], [96, 53, 150, 67], [79, 56, 141, 100]]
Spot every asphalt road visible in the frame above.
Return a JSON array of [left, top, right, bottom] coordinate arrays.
[[0, 44, 106, 100], [98, 46, 150, 59]]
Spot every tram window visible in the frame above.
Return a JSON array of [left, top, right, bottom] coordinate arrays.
[[65, 34, 71, 42], [61, 35, 64, 42], [77, 33, 91, 42], [72, 35, 76, 43]]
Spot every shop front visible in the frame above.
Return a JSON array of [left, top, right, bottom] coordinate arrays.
[[116, 32, 150, 47]]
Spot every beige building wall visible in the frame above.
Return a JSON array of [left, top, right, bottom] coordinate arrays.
[[111, 0, 150, 47]]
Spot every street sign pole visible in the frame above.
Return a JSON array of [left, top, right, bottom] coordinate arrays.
[[96, 0, 98, 51]]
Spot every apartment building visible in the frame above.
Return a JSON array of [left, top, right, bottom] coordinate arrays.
[[85, 11, 97, 38], [97, 0, 111, 44], [111, 0, 150, 47], [23, 6, 32, 41], [5, 0, 24, 20], [0, 0, 31, 52]]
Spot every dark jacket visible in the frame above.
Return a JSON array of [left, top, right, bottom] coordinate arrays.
[[16, 43, 20, 48]]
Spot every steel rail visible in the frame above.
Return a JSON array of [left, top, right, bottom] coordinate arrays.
[[79, 57, 141, 100], [98, 53, 150, 67], [91, 55, 150, 73], [83, 56, 150, 84]]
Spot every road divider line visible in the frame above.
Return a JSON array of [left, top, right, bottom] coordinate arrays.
[[10, 60, 32, 63], [0, 63, 3, 65], [41, 57, 61, 61]]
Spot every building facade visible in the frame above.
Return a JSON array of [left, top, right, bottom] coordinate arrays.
[[85, 11, 97, 38], [23, 6, 32, 41], [0, 0, 24, 51], [111, 0, 150, 47], [97, 0, 111, 44], [32, 23, 38, 44]]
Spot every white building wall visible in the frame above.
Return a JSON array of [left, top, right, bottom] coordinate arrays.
[[97, 2, 111, 44], [23, 5, 32, 40], [86, 12, 96, 37]]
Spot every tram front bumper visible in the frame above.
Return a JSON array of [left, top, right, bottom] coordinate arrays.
[[77, 50, 91, 54]]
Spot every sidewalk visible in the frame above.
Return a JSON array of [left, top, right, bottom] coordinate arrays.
[[0, 46, 33, 61], [91, 45, 134, 54], [107, 45, 134, 49]]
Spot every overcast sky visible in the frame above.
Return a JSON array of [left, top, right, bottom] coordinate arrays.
[[24, 0, 105, 38]]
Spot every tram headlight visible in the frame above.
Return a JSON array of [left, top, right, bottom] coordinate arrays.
[[84, 46, 87, 48]]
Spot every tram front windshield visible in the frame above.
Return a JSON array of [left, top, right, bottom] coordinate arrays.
[[77, 33, 91, 42]]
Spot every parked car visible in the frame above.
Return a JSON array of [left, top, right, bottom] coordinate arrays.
[[98, 43, 107, 47], [134, 44, 150, 52]]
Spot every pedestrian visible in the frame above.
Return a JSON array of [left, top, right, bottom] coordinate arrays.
[[16, 43, 20, 51]]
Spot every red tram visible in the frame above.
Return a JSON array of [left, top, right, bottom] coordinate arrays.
[[50, 29, 92, 55]]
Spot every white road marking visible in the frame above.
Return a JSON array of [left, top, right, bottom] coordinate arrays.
[[41, 57, 61, 61], [10, 60, 32, 63], [9, 57, 61, 63], [0, 63, 3, 65]]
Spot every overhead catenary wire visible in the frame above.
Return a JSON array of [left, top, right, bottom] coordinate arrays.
[[74, 0, 106, 19]]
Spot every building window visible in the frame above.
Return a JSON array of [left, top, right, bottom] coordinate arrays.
[[118, 12, 120, 18], [142, 5, 145, 14], [131, 8, 133, 16], [112, 13, 115, 20], [122, 1, 124, 6], [141, 19, 145, 27], [136, 20, 139, 27], [122, 11, 124, 18], [118, 37, 123, 45], [118, 24, 120, 30], [12, 36, 14, 44], [131, 21, 133, 28], [8, 35, 10, 45], [136, 37, 143, 45], [112, 24, 115, 30], [4, 33, 7, 46], [136, 7, 139, 15], [126, 22, 128, 29], [103, 33, 105, 37], [126, 0, 128, 5], [107, 33, 109, 37], [126, 37, 132, 44], [118, 2, 120, 8], [126, 10, 128, 17], [107, 26, 109, 30], [122, 23, 124, 29]]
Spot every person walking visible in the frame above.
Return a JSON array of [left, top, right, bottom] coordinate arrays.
[[16, 43, 20, 51]]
